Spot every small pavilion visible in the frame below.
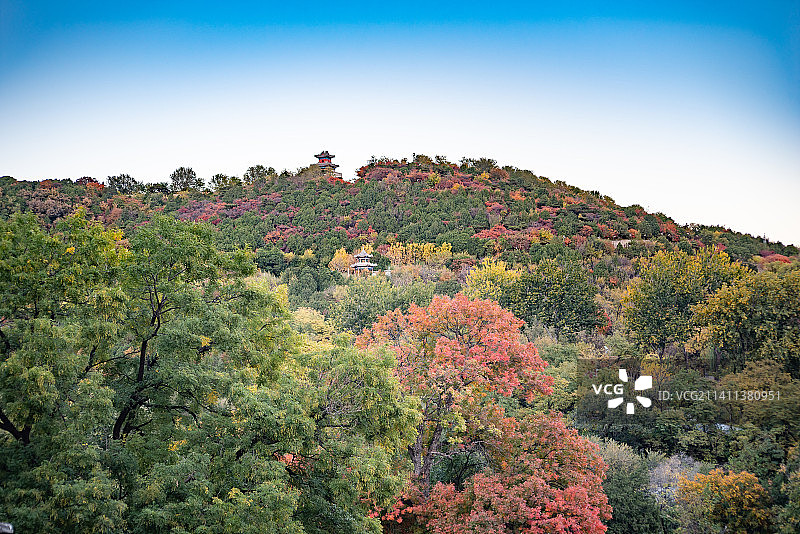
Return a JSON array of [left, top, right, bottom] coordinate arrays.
[[350, 250, 378, 275], [315, 150, 340, 175]]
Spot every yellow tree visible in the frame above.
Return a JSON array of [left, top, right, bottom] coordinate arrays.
[[464, 257, 520, 302], [386, 243, 405, 265], [623, 247, 746, 358], [328, 247, 354, 273], [386, 242, 452, 266], [429, 242, 452, 266], [693, 269, 800, 376], [678, 468, 771, 533]]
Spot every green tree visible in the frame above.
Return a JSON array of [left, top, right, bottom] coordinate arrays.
[[243, 165, 276, 185], [145, 182, 170, 194], [0, 214, 420, 533], [209, 173, 242, 191], [776, 445, 800, 534], [109, 215, 258, 441], [289, 342, 420, 532], [288, 265, 319, 305], [256, 247, 287, 275], [623, 247, 746, 358], [505, 258, 602, 340], [169, 166, 204, 192], [387, 281, 435, 313], [593, 438, 664, 534], [330, 276, 391, 334], [714, 361, 800, 443], [107, 173, 141, 194], [0, 211, 130, 531], [460, 156, 497, 174]]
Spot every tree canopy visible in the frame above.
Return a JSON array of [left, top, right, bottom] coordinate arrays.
[[358, 295, 610, 532], [0, 213, 418, 533]]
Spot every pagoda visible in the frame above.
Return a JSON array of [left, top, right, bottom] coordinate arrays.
[[350, 250, 378, 275], [315, 150, 340, 176]]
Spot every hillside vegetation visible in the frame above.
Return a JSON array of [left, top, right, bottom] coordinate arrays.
[[1, 155, 798, 533]]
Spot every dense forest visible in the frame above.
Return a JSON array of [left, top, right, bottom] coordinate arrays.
[[1, 155, 798, 533]]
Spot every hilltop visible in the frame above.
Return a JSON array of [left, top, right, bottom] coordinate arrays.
[[0, 155, 795, 274]]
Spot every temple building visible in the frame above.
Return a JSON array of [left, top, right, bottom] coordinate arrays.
[[350, 250, 378, 275], [315, 150, 342, 178]]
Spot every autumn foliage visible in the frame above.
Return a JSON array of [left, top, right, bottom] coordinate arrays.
[[358, 295, 610, 533], [357, 295, 552, 427], [678, 468, 771, 533], [424, 413, 610, 534]]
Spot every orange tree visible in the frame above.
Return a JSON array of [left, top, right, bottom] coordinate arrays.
[[357, 294, 610, 533]]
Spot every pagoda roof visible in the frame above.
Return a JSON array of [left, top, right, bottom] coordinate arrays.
[[315, 150, 335, 159], [354, 250, 373, 259]]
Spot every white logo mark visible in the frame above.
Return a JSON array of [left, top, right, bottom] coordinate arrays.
[[607, 369, 652, 414]]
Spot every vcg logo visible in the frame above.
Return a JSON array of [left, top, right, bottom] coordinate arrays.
[[591, 369, 652, 415]]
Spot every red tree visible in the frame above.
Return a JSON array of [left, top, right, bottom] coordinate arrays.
[[358, 295, 609, 533], [425, 414, 610, 534]]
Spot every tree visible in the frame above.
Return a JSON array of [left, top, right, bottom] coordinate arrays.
[[0, 211, 125, 444], [109, 214, 259, 441], [357, 296, 610, 532], [358, 295, 551, 491], [0, 211, 131, 530], [288, 265, 319, 305], [209, 173, 242, 191], [460, 157, 497, 174], [243, 165, 276, 185], [170, 166, 204, 191], [145, 181, 170, 194], [593, 438, 664, 534], [107, 173, 141, 194], [0, 213, 420, 533], [677, 468, 771, 533], [505, 258, 603, 340], [693, 269, 800, 376], [714, 361, 800, 442], [385, 242, 453, 266], [331, 276, 391, 334], [463, 257, 520, 302], [328, 247, 354, 273], [413, 153, 434, 166], [289, 342, 420, 532], [76, 175, 100, 186], [776, 445, 800, 534], [623, 247, 746, 358], [256, 247, 287, 275], [422, 414, 611, 534]]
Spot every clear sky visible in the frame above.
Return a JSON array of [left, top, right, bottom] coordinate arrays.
[[1, 1, 799, 245]]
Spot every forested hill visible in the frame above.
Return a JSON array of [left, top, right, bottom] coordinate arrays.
[[3, 156, 800, 533], [0, 155, 796, 274]]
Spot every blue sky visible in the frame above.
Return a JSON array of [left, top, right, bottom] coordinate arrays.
[[1, 1, 798, 244]]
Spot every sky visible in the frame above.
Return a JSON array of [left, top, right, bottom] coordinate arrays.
[[1, 1, 799, 245]]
